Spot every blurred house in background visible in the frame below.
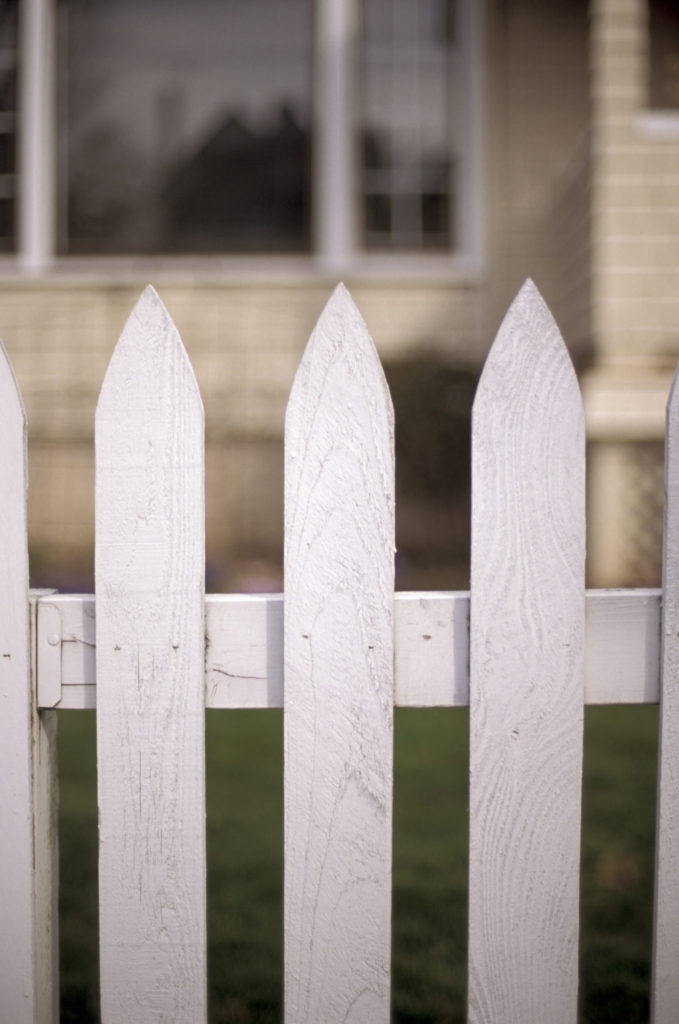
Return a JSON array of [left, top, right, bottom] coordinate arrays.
[[0, 0, 676, 586]]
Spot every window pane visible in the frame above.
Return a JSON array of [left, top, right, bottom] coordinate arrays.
[[0, 0, 17, 253], [58, 0, 312, 255], [650, 0, 679, 109], [360, 0, 455, 251]]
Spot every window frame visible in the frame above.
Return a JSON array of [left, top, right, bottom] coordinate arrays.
[[13, 0, 484, 277]]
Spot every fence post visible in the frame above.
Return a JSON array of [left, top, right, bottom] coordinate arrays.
[[468, 281, 585, 1022], [284, 284, 395, 1022], [0, 340, 58, 1022], [651, 363, 679, 1024], [95, 287, 207, 1022]]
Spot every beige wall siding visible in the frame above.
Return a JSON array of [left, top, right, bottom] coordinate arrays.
[[485, 0, 590, 349], [553, 138, 592, 358], [584, 0, 679, 584]]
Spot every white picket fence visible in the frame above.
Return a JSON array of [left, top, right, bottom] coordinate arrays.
[[0, 281, 676, 1023]]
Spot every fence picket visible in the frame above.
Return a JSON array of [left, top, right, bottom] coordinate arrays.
[[651, 365, 679, 1024], [284, 284, 395, 1023], [0, 341, 58, 1024], [468, 281, 585, 1023], [95, 287, 206, 1022]]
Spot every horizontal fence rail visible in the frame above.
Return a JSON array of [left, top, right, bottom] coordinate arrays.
[[34, 589, 661, 710], [1, 280, 677, 1024]]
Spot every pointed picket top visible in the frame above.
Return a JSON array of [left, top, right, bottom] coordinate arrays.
[[471, 279, 584, 579], [97, 284, 202, 422], [474, 278, 580, 413], [286, 282, 393, 470], [95, 283, 204, 622], [469, 281, 585, 1023], [284, 284, 395, 1022], [651, 360, 679, 1024], [96, 287, 207, 1021], [285, 282, 394, 587]]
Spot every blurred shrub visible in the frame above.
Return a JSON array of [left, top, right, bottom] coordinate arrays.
[[384, 351, 479, 502]]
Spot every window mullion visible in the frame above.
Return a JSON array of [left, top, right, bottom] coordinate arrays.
[[314, 0, 358, 272], [454, 0, 485, 269], [18, 0, 56, 273]]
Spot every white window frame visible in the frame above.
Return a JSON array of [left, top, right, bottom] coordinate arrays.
[[17, 0, 56, 274], [15, 0, 484, 278]]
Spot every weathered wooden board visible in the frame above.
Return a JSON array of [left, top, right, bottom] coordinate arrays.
[[284, 284, 395, 1022], [0, 342, 57, 1024], [95, 288, 207, 1022], [468, 281, 585, 1023], [652, 364, 679, 1024]]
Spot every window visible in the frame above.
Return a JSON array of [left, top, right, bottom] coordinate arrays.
[[0, 1, 18, 253], [58, 0, 313, 254], [360, 0, 456, 251], [649, 0, 679, 109], [15, 0, 483, 270]]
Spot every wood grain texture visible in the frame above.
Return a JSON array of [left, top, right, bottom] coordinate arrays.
[[284, 284, 394, 1023], [468, 280, 585, 1024], [652, 364, 679, 1024], [0, 342, 58, 1023], [206, 594, 283, 708], [95, 287, 206, 1022]]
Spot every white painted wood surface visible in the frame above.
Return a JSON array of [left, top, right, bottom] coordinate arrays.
[[0, 342, 58, 1023], [652, 365, 679, 1024], [584, 589, 660, 705], [284, 284, 394, 1022], [35, 588, 662, 710], [314, 0, 358, 269], [468, 281, 585, 1023], [95, 287, 207, 1022]]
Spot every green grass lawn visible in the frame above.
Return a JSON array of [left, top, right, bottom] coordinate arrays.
[[57, 704, 658, 1023]]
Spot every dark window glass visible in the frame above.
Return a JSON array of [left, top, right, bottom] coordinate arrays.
[[58, 0, 312, 254], [0, 0, 17, 253], [650, 0, 679, 109], [360, 0, 455, 251]]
